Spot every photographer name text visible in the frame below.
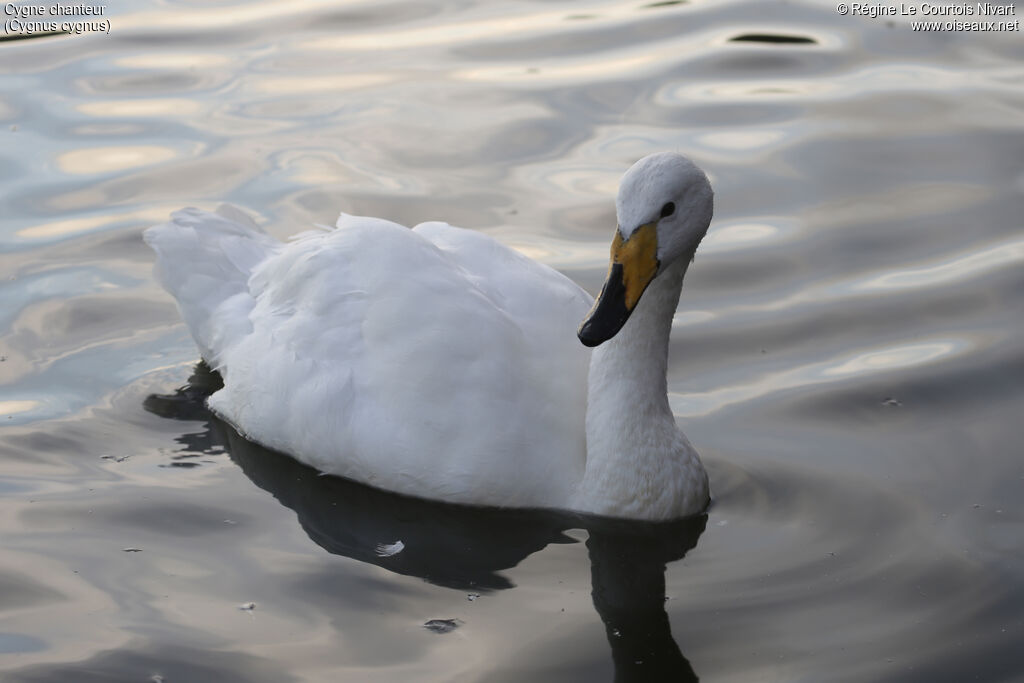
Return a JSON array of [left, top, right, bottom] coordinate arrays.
[[840, 2, 1014, 17], [836, 2, 1018, 30]]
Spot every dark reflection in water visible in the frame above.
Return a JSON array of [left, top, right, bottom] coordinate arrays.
[[641, 1, 687, 9], [728, 33, 817, 44], [588, 526, 702, 683], [0, 30, 67, 43], [9, 645, 299, 683], [144, 365, 706, 683]]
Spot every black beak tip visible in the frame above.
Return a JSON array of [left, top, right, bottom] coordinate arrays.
[[577, 262, 631, 348], [577, 312, 627, 347], [577, 324, 604, 347]]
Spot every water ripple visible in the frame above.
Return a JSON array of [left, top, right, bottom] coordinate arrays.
[[0, 0, 1022, 679]]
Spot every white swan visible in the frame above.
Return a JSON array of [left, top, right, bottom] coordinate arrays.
[[145, 152, 713, 520]]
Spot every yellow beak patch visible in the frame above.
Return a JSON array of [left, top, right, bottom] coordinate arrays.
[[611, 221, 659, 311], [577, 220, 661, 347]]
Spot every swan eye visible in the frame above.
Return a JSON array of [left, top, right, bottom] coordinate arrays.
[[660, 202, 675, 219]]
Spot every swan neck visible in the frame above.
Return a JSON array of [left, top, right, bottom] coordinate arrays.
[[572, 253, 710, 520], [588, 256, 688, 413]]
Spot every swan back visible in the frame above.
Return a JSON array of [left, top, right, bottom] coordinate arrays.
[[162, 212, 594, 507]]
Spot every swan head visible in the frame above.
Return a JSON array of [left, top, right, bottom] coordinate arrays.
[[578, 152, 713, 347]]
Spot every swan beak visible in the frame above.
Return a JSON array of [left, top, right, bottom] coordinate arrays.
[[578, 221, 660, 347]]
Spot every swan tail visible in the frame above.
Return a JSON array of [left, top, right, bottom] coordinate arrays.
[[144, 205, 280, 367]]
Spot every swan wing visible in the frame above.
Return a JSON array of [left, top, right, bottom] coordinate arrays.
[[144, 205, 281, 366], [154, 211, 592, 506]]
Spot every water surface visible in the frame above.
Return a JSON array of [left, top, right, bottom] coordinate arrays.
[[1, 0, 1023, 680]]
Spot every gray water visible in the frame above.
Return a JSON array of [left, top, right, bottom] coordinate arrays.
[[1, 0, 1023, 681]]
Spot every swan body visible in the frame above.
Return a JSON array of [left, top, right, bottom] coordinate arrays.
[[146, 152, 713, 520]]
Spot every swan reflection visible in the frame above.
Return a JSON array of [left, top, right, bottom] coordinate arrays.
[[145, 364, 706, 682]]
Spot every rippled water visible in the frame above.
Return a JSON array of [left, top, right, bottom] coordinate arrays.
[[2, 1, 1023, 680]]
